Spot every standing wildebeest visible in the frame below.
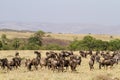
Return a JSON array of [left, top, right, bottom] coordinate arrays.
[[95, 55, 100, 63], [89, 55, 95, 70], [69, 55, 81, 71], [27, 58, 40, 70], [27, 51, 41, 71]]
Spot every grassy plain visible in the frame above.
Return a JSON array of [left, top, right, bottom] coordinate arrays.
[[0, 31, 120, 80], [1, 31, 120, 41], [0, 50, 120, 80]]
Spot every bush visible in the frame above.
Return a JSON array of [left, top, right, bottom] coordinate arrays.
[[42, 44, 66, 50]]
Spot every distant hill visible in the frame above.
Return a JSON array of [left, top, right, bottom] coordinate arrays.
[[0, 22, 120, 34], [0, 29, 35, 33]]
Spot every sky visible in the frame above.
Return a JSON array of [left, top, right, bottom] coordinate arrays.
[[0, 0, 120, 26]]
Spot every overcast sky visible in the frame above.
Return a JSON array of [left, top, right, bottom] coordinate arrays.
[[0, 0, 120, 25]]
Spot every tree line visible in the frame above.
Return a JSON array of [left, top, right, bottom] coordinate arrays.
[[69, 36, 120, 51], [0, 31, 120, 51]]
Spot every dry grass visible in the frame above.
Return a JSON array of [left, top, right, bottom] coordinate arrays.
[[0, 50, 120, 80], [49, 33, 120, 41], [0, 31, 33, 39], [1, 31, 120, 41]]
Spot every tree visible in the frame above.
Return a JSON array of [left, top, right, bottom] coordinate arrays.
[[27, 30, 45, 49], [12, 38, 20, 50], [34, 30, 45, 37], [0, 40, 3, 50], [109, 39, 120, 51], [83, 36, 96, 50], [1, 34, 8, 45]]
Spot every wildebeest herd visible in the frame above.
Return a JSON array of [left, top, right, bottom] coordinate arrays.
[[0, 50, 120, 72]]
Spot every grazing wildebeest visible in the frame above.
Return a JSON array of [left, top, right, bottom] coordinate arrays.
[[99, 59, 116, 69], [79, 51, 87, 58], [10, 57, 22, 69], [59, 51, 73, 58], [0, 58, 12, 70], [46, 51, 57, 59]]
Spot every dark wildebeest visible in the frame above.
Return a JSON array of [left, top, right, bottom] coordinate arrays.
[[46, 51, 57, 59], [99, 59, 116, 69], [88, 50, 93, 56], [69, 55, 81, 71], [34, 51, 41, 64], [9, 57, 22, 69], [89, 55, 95, 70], [70, 55, 81, 65], [9, 52, 22, 69], [0, 58, 12, 70], [27, 51, 41, 71], [27, 58, 39, 70], [60, 51, 73, 58], [69, 59, 78, 71], [95, 55, 100, 63], [79, 51, 87, 58]]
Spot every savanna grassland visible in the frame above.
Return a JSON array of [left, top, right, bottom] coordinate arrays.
[[0, 31, 120, 80], [1, 30, 120, 41], [0, 50, 120, 80]]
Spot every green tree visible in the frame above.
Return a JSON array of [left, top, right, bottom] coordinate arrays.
[[83, 35, 96, 50], [27, 30, 45, 49], [109, 39, 120, 51], [34, 30, 45, 37], [1, 34, 8, 45], [12, 38, 20, 50], [0, 40, 3, 50]]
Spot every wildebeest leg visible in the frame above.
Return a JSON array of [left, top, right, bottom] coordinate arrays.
[[105, 65, 108, 70], [61, 66, 64, 72], [7, 64, 12, 70], [28, 63, 32, 71], [99, 63, 101, 69], [35, 66, 38, 70], [66, 66, 68, 71], [34, 65, 38, 70], [40, 64, 43, 69], [90, 65, 92, 70], [52, 65, 55, 72]]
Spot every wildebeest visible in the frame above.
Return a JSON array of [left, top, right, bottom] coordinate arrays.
[[69, 55, 81, 71], [89, 55, 95, 70], [27, 51, 41, 71], [95, 55, 100, 63], [0, 58, 12, 70], [79, 51, 87, 58], [9, 57, 22, 69], [99, 59, 116, 69], [27, 58, 39, 70], [69, 59, 78, 71]]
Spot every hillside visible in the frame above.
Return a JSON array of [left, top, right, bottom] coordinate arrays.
[[0, 22, 120, 34]]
